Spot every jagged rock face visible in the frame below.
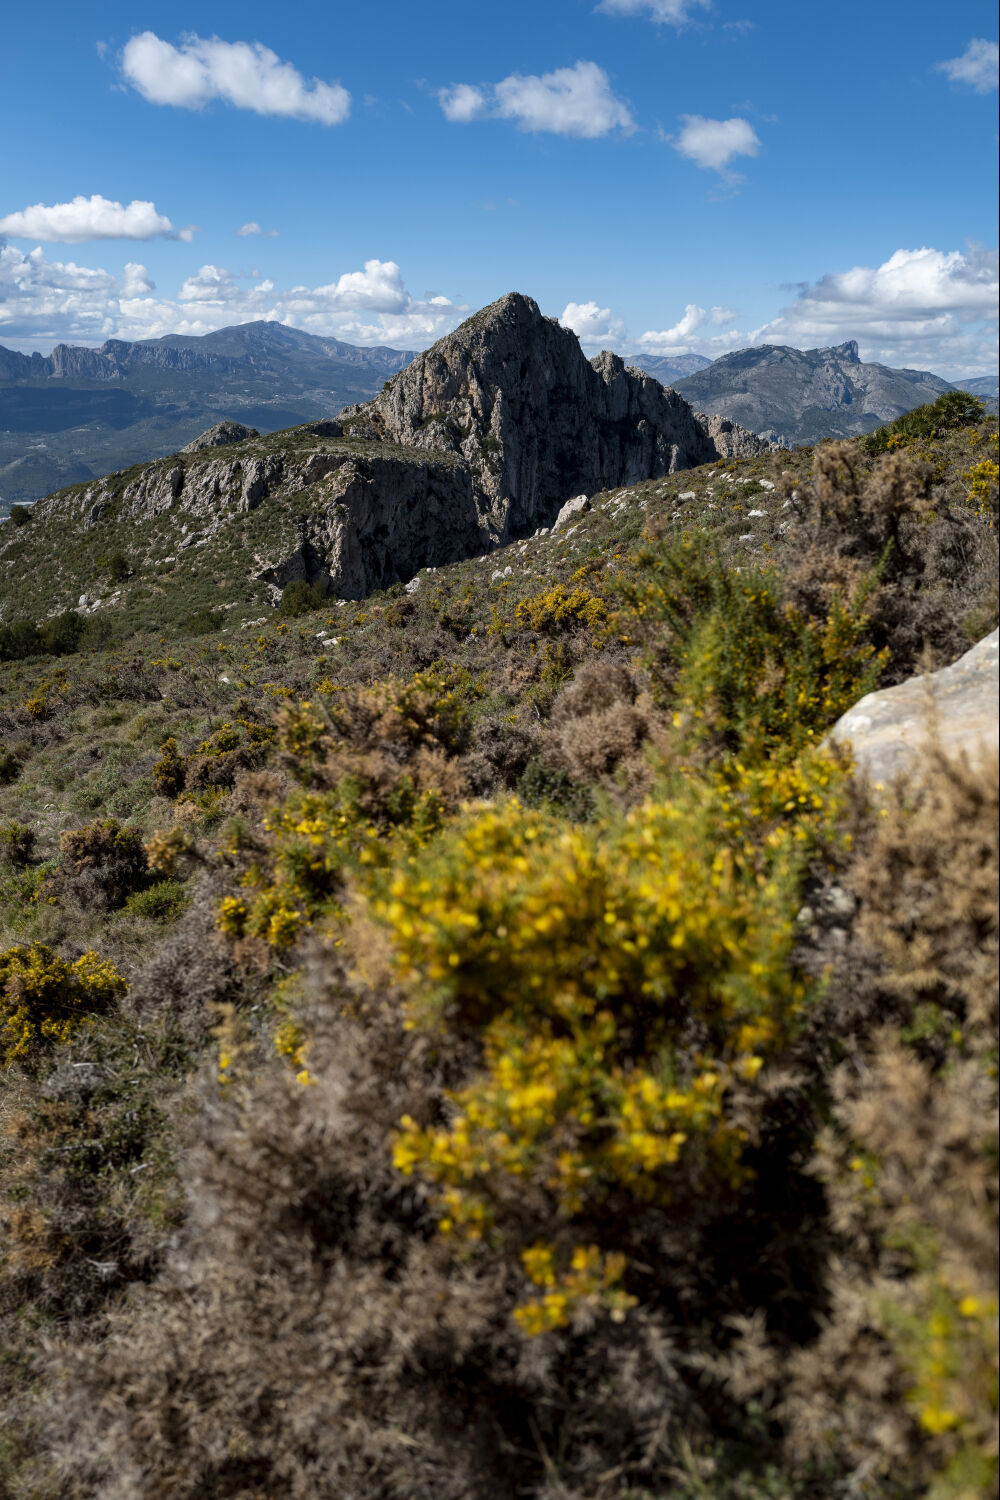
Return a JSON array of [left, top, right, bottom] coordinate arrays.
[[340, 293, 718, 539], [697, 412, 776, 460], [257, 454, 483, 599], [182, 421, 260, 453], [63, 439, 481, 601]]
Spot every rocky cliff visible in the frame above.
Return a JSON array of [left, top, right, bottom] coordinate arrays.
[[338, 293, 742, 540], [2, 294, 773, 617]]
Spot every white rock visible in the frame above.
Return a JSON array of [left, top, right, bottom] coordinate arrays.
[[405, 576, 421, 594], [829, 630, 999, 784], [759, 479, 775, 491], [678, 491, 696, 500], [748, 508, 765, 518], [553, 494, 591, 531]]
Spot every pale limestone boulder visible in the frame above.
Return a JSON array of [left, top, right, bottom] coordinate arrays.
[[829, 630, 999, 784], [553, 494, 591, 531]]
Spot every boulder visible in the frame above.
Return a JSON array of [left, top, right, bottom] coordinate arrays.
[[182, 421, 259, 453], [829, 630, 999, 783], [553, 494, 590, 531]]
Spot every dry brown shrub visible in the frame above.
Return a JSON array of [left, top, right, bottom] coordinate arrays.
[[49, 818, 148, 911], [781, 444, 998, 681], [776, 749, 999, 1493], [32, 945, 835, 1500], [547, 661, 650, 782]]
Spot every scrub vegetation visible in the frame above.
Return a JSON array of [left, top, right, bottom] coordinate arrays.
[[0, 412, 997, 1498]]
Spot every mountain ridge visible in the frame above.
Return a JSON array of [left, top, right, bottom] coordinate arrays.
[[0, 291, 769, 625], [666, 340, 957, 446]]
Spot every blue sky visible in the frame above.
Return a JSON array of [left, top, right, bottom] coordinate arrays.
[[1, 0, 997, 375]]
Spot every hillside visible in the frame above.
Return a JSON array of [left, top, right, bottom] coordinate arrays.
[[0, 322, 415, 508], [0, 294, 771, 639], [671, 339, 956, 446], [0, 315, 997, 1497]]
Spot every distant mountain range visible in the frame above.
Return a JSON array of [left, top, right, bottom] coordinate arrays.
[[2, 318, 996, 510], [621, 351, 711, 383], [0, 322, 415, 505], [633, 340, 983, 449]]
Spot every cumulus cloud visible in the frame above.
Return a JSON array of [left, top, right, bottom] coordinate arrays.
[[0, 195, 188, 244], [0, 246, 465, 351], [636, 303, 708, 352], [936, 38, 999, 93], [751, 245, 999, 373], [596, 0, 710, 25], [438, 84, 487, 122], [439, 61, 634, 138], [236, 221, 279, 237], [560, 299, 627, 349], [671, 115, 760, 176], [121, 31, 351, 124]]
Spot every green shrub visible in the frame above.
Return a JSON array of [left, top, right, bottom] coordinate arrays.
[[0, 618, 42, 661], [0, 610, 84, 661], [184, 607, 223, 636], [7, 503, 32, 527], [0, 748, 22, 785], [860, 391, 985, 456], [619, 531, 885, 760], [123, 878, 188, 922], [516, 757, 594, 819], [151, 737, 186, 798], [97, 549, 130, 584], [0, 819, 35, 867], [37, 610, 84, 656], [277, 578, 329, 617]]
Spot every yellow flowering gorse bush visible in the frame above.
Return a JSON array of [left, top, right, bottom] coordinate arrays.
[[0, 942, 127, 1066], [386, 752, 846, 1330]]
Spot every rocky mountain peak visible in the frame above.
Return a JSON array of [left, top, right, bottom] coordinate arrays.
[[339, 291, 730, 540]]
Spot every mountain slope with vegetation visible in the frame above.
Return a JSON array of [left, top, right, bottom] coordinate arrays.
[[0, 366, 997, 1496], [0, 321, 416, 509], [0, 294, 770, 636]]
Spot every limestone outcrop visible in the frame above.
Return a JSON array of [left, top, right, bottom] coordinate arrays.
[[697, 412, 776, 460], [829, 630, 999, 783], [339, 293, 720, 541], [10, 292, 778, 613], [182, 421, 260, 453]]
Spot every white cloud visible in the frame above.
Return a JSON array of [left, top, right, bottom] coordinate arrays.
[[121, 263, 155, 297], [560, 299, 627, 349], [438, 84, 487, 122], [937, 38, 999, 93], [0, 246, 465, 352], [236, 222, 279, 237], [672, 115, 760, 176], [439, 61, 634, 138], [596, 0, 710, 25], [636, 303, 707, 352], [751, 245, 999, 373], [0, 195, 186, 244], [121, 31, 351, 124]]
